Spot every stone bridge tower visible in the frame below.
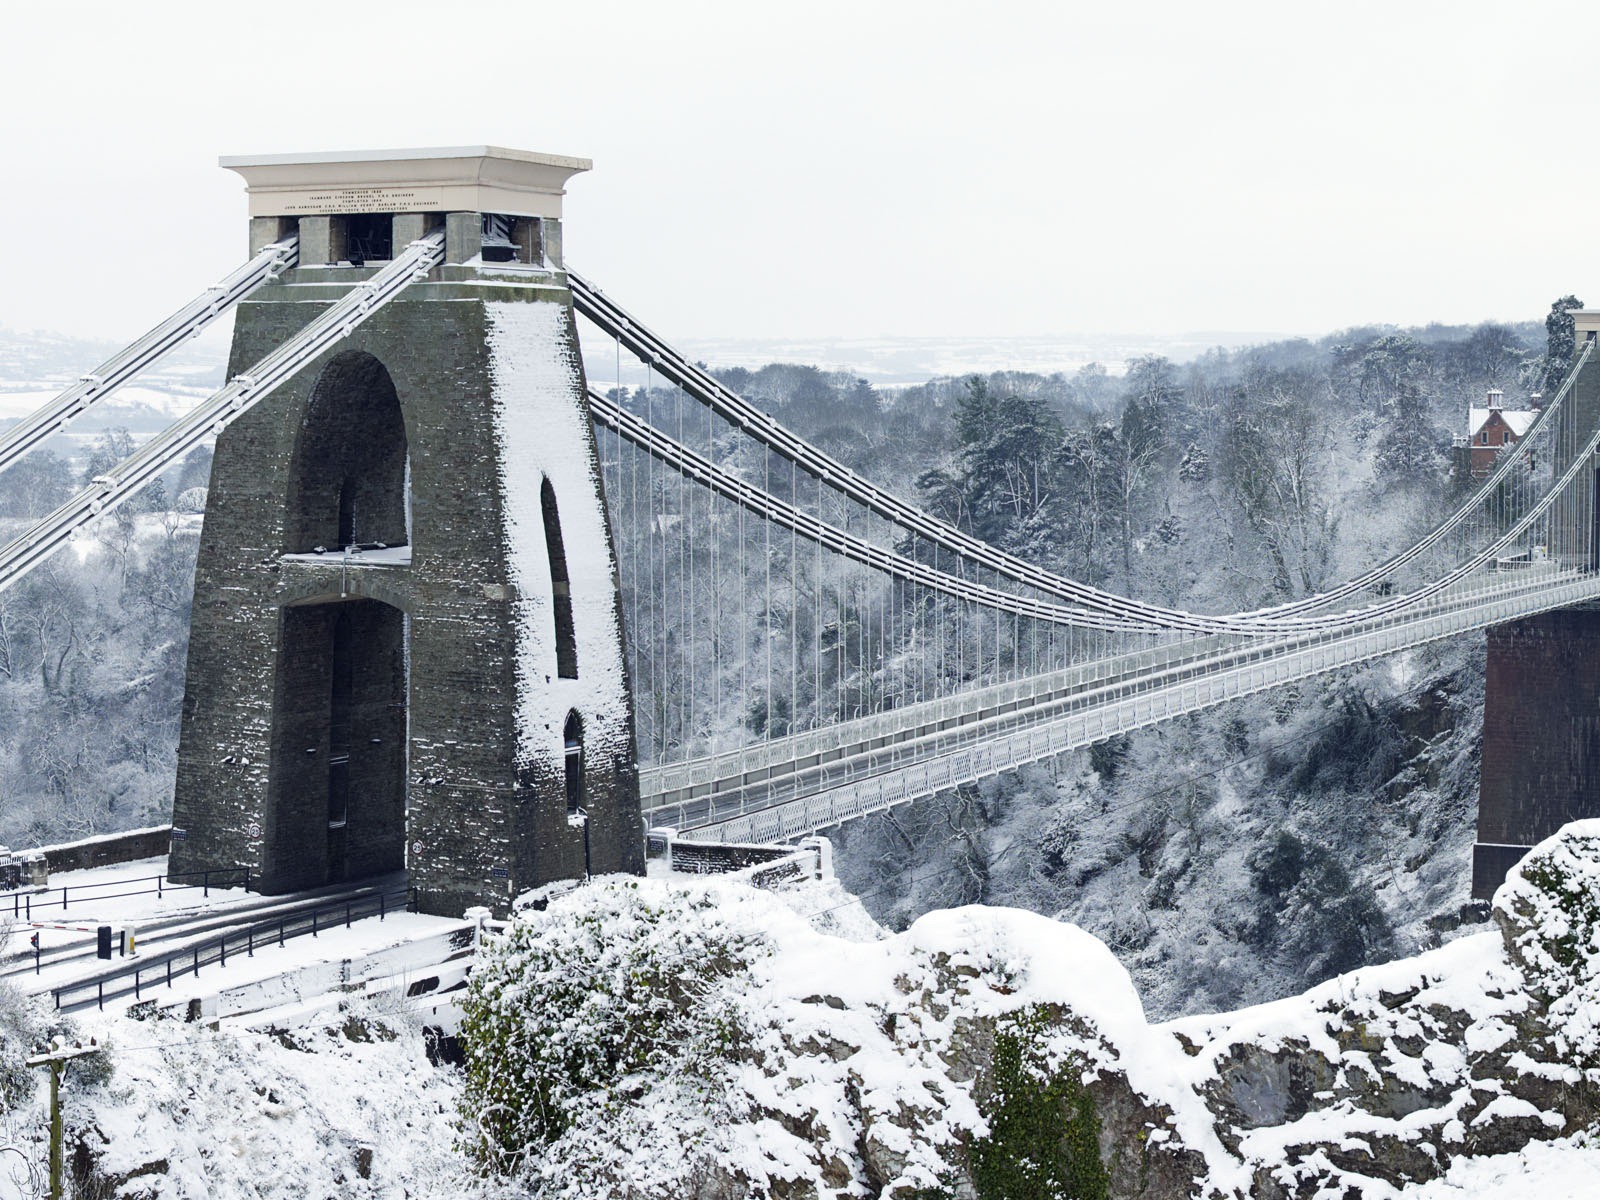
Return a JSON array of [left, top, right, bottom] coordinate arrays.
[[1474, 307, 1600, 898], [168, 147, 644, 916]]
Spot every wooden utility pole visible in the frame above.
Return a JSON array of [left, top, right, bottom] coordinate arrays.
[[25, 1039, 102, 1200]]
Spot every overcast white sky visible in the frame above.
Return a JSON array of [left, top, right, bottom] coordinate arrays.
[[1, 1, 1590, 346]]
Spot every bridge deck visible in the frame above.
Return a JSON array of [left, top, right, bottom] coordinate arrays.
[[652, 568, 1600, 842]]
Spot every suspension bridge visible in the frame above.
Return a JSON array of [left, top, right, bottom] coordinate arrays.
[[0, 146, 1591, 914]]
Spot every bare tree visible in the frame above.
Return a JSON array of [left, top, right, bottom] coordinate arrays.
[[1217, 368, 1339, 598]]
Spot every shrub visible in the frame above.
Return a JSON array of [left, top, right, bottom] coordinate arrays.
[[970, 1007, 1109, 1200], [0, 984, 44, 1108], [0, 926, 47, 1108], [1088, 735, 1131, 782], [457, 881, 769, 1187]]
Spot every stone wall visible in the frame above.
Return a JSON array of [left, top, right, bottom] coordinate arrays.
[[668, 840, 797, 876], [1475, 606, 1600, 897], [170, 263, 643, 916], [41, 826, 173, 875]]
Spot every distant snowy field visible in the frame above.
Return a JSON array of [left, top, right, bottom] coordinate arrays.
[[578, 327, 1284, 388], [662, 330, 1284, 386], [0, 322, 1282, 477], [0, 324, 228, 465], [0, 321, 1283, 449]]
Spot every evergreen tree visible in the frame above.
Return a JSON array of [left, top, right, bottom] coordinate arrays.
[[1375, 377, 1443, 487], [945, 377, 1066, 546], [1543, 294, 1585, 394]]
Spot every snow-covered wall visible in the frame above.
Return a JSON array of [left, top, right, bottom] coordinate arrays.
[[485, 299, 632, 781]]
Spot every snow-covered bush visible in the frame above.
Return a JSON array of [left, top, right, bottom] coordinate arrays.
[[0, 977, 44, 1108], [69, 999, 463, 1198], [456, 880, 1197, 1198], [1495, 819, 1600, 1068], [457, 880, 771, 1189]]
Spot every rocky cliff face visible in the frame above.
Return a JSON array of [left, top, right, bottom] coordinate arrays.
[[452, 822, 1600, 1198], [57, 822, 1600, 1199]]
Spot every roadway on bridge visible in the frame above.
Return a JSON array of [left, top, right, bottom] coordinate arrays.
[[651, 567, 1600, 843]]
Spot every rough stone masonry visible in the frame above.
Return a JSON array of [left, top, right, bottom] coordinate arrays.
[[169, 148, 644, 916]]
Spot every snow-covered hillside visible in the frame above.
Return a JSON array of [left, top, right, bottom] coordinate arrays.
[[0, 310, 1562, 1026], [13, 819, 1600, 1198], [0, 325, 227, 452]]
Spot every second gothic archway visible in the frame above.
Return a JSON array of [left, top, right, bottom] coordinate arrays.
[[287, 350, 409, 553]]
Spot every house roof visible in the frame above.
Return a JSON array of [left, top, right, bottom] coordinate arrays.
[[1468, 408, 1538, 439]]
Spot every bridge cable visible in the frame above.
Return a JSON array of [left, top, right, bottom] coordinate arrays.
[[0, 238, 299, 481], [570, 270, 1594, 636], [0, 234, 445, 598], [594, 380, 1600, 650], [588, 389, 1158, 633]]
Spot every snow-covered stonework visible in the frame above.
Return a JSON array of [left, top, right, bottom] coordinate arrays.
[[40, 820, 1600, 1198], [169, 273, 643, 916], [484, 299, 634, 800]]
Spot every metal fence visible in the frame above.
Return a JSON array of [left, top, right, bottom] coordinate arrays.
[[52, 884, 414, 1013], [6, 866, 252, 921]]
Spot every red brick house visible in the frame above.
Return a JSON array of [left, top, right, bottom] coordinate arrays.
[[1467, 389, 1537, 478]]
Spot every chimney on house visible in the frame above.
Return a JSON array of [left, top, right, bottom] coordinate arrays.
[[1487, 387, 1503, 411]]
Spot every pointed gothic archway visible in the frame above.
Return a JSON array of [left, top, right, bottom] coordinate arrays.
[[264, 350, 411, 889]]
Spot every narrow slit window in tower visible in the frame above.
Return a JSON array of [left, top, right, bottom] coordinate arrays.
[[542, 478, 578, 678], [328, 608, 355, 831], [564, 711, 584, 815]]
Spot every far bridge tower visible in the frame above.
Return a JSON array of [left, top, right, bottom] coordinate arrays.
[[1474, 306, 1600, 898], [168, 147, 644, 916]]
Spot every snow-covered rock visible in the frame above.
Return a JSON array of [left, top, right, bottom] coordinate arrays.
[[1494, 818, 1600, 1068], [50, 821, 1600, 1198], [453, 825, 1600, 1199]]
